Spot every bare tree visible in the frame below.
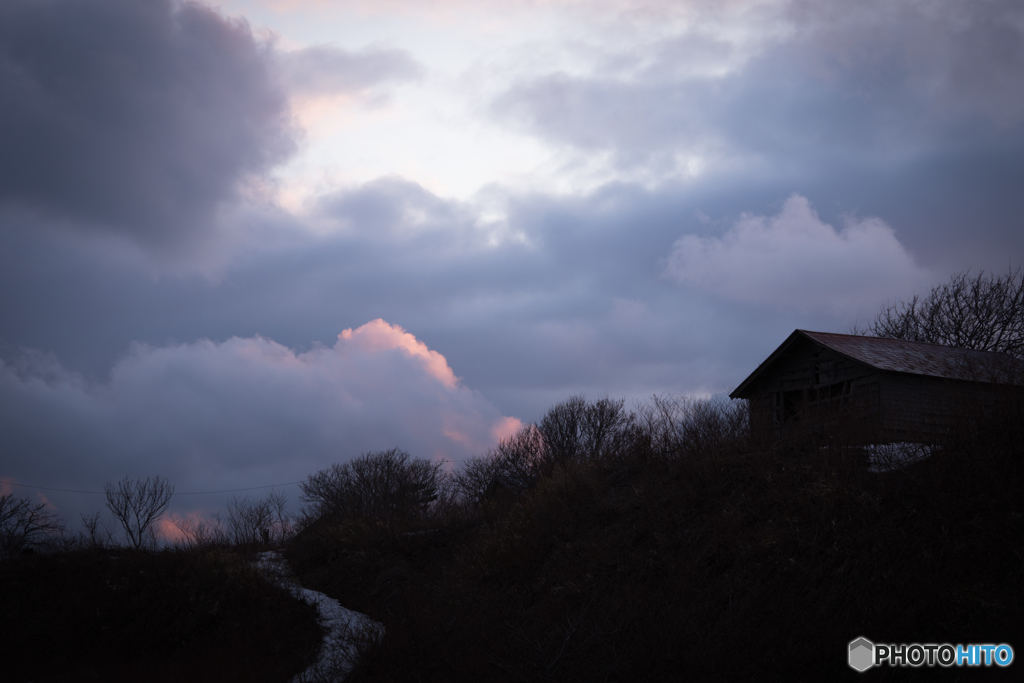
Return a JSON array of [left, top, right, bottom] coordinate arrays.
[[0, 494, 65, 560], [538, 395, 587, 467], [580, 397, 630, 457], [103, 475, 174, 549], [226, 491, 293, 545], [227, 495, 272, 545], [265, 489, 294, 543], [174, 512, 226, 549], [79, 510, 116, 548], [455, 423, 546, 503], [301, 449, 443, 531], [859, 268, 1024, 358], [537, 395, 633, 468]]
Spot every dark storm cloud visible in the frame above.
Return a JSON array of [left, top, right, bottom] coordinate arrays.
[[0, 0, 295, 247], [490, 0, 1024, 279], [787, 0, 1024, 129], [277, 44, 424, 98], [492, 0, 1024, 163]]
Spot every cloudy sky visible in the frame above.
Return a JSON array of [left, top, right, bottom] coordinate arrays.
[[2, 0, 1023, 531]]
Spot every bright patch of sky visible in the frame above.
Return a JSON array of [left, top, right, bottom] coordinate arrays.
[[216, 0, 788, 206]]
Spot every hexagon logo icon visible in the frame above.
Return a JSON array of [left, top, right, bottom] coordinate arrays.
[[849, 637, 874, 672]]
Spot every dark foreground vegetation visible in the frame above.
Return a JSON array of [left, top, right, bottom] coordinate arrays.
[[1, 545, 322, 682], [2, 389, 1022, 681], [287, 392, 1024, 682]]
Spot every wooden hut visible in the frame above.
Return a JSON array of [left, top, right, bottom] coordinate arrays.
[[730, 330, 1024, 444]]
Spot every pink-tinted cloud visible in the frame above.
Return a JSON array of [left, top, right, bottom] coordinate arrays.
[[0, 320, 519, 521], [155, 515, 190, 544], [156, 510, 231, 544], [339, 318, 459, 388], [491, 416, 525, 443]]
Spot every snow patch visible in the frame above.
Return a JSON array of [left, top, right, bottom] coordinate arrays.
[[256, 551, 384, 682]]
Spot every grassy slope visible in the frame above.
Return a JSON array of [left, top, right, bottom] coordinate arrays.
[[1, 546, 323, 683], [288, 415, 1024, 681]]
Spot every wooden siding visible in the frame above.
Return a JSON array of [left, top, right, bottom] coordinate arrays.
[[744, 337, 881, 442], [879, 374, 1018, 442]]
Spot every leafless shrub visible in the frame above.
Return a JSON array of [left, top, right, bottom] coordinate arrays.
[[79, 510, 116, 548], [0, 494, 65, 560], [676, 395, 749, 457], [537, 395, 632, 468], [463, 398, 636, 500], [456, 424, 546, 504], [228, 495, 273, 545], [103, 475, 174, 549], [858, 268, 1024, 358], [174, 512, 226, 548], [227, 490, 293, 545], [267, 489, 294, 543], [301, 449, 444, 532], [80, 510, 102, 545], [538, 395, 588, 467], [633, 394, 748, 460], [633, 396, 677, 458], [580, 396, 632, 458], [459, 395, 747, 507], [427, 469, 463, 522]]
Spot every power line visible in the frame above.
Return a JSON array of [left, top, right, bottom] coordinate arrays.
[[0, 454, 468, 497], [176, 482, 305, 495], [0, 480, 305, 496]]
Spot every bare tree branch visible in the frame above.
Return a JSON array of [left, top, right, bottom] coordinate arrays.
[[174, 512, 225, 549], [227, 495, 272, 545], [863, 268, 1024, 357], [455, 423, 546, 503], [103, 475, 174, 549], [0, 494, 65, 560], [301, 449, 443, 532], [79, 510, 116, 549]]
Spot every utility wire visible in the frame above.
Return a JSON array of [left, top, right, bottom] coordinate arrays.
[[2, 458, 467, 496], [0, 480, 305, 496]]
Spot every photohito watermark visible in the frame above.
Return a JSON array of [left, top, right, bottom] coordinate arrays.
[[848, 637, 1014, 672]]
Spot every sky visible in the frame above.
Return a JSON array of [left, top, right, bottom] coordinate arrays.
[[2, 0, 1023, 534]]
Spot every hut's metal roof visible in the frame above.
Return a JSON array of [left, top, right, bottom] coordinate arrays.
[[730, 330, 1024, 399], [800, 331, 1023, 380]]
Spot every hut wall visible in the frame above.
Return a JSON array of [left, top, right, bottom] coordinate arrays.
[[879, 374, 1017, 443], [745, 339, 882, 442], [737, 332, 1024, 446]]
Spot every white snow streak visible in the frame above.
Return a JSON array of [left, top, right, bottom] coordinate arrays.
[[256, 551, 385, 682]]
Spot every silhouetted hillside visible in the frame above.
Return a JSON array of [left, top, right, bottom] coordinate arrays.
[[287, 394, 1024, 681], [1, 546, 322, 682]]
